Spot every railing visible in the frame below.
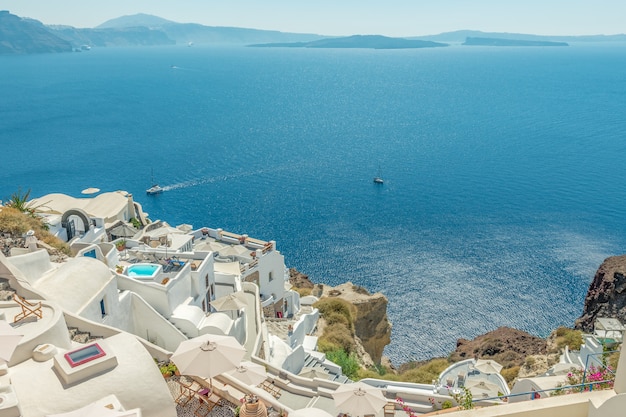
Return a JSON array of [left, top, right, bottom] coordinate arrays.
[[475, 378, 616, 404]]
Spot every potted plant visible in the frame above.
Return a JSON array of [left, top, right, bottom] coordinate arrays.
[[115, 239, 126, 251], [160, 364, 172, 379], [115, 265, 124, 274]]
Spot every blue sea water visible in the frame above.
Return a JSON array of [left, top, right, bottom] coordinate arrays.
[[2, 44, 626, 364]]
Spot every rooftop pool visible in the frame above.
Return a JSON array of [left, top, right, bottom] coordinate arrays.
[[126, 263, 161, 280]]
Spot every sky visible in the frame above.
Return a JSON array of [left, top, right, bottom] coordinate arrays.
[[1, 0, 624, 37]]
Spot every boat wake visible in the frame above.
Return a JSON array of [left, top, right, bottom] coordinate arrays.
[[160, 165, 296, 192]]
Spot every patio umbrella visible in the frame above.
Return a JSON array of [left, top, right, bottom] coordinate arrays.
[[474, 359, 503, 375], [227, 361, 267, 386], [109, 223, 137, 238], [81, 187, 100, 195], [290, 409, 333, 417], [210, 291, 248, 311], [298, 367, 329, 379], [332, 381, 387, 417], [465, 379, 501, 398], [176, 223, 193, 233], [0, 320, 23, 363], [170, 334, 246, 379]]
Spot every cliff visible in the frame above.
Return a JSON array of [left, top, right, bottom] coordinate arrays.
[[289, 269, 392, 365], [318, 282, 392, 365], [575, 255, 626, 331], [0, 11, 72, 54]]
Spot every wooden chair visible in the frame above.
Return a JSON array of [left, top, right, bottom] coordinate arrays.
[[13, 294, 43, 323], [194, 388, 220, 417], [384, 402, 395, 417], [175, 376, 201, 406]]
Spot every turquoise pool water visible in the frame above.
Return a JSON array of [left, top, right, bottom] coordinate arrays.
[[127, 263, 160, 278]]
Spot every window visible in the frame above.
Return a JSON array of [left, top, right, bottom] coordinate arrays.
[[269, 271, 273, 281], [99, 298, 106, 318], [205, 274, 209, 288]]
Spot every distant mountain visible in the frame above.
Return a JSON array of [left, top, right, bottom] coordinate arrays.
[[96, 13, 325, 45], [0, 10, 72, 54], [249, 35, 448, 49], [413, 29, 626, 43], [50, 26, 175, 48], [97, 13, 176, 29], [463, 37, 568, 47]]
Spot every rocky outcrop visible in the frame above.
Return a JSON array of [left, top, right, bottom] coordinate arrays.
[[575, 255, 626, 331], [289, 268, 314, 290], [316, 282, 392, 365], [450, 326, 547, 368]]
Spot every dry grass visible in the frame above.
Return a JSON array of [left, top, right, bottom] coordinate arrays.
[[0, 207, 71, 255]]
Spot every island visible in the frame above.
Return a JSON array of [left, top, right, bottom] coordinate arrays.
[[248, 34, 449, 49], [463, 37, 569, 47]]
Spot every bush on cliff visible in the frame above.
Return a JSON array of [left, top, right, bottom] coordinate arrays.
[[325, 348, 360, 379], [0, 206, 71, 255], [553, 327, 583, 351], [314, 298, 355, 331]]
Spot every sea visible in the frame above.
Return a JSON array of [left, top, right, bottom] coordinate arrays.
[[1, 43, 626, 365]]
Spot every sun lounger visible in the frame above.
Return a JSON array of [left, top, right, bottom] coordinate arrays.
[[13, 293, 43, 322]]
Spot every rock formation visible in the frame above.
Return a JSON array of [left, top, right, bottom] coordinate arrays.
[[450, 326, 547, 367], [575, 255, 626, 331], [317, 282, 392, 365]]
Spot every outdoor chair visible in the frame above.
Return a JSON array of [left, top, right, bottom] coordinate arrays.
[[457, 373, 466, 388], [194, 388, 220, 417], [175, 376, 201, 406], [13, 293, 43, 322]]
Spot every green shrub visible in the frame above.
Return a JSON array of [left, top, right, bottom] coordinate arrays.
[[555, 328, 583, 351], [325, 348, 360, 379]]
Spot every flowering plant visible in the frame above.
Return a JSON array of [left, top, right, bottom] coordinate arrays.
[[553, 364, 615, 396], [396, 397, 419, 417]]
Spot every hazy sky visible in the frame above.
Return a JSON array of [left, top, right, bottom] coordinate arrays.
[[1, 0, 624, 37]]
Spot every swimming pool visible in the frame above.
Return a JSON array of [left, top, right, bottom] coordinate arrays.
[[126, 263, 161, 279]]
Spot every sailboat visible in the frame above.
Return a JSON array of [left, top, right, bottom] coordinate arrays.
[[146, 169, 163, 195], [373, 167, 384, 184]]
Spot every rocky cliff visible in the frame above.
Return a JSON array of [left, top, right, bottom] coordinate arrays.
[[575, 255, 626, 331], [289, 269, 392, 365], [318, 282, 392, 365]]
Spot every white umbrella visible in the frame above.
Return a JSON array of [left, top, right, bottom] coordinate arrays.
[[170, 334, 246, 379], [81, 187, 100, 195], [210, 291, 248, 311], [298, 367, 329, 379], [290, 408, 333, 417], [332, 382, 387, 417], [0, 320, 23, 363], [465, 379, 500, 398], [176, 223, 193, 233], [227, 361, 267, 386], [474, 359, 503, 375]]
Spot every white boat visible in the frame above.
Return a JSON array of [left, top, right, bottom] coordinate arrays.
[[146, 169, 163, 195], [146, 184, 163, 195], [373, 167, 384, 184]]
